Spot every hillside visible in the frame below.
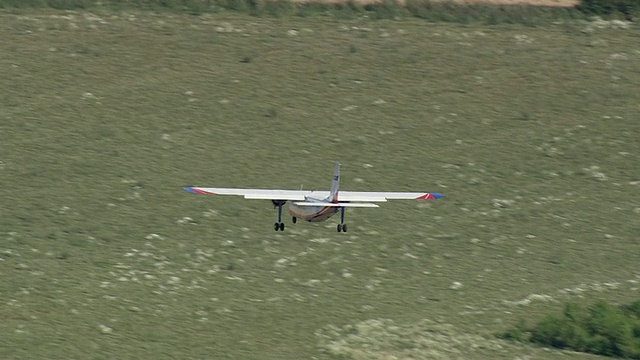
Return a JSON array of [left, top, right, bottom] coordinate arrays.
[[1, 9, 638, 360]]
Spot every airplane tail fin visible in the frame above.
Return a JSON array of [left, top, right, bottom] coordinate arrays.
[[328, 161, 340, 203]]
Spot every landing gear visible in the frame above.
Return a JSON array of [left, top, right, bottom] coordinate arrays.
[[292, 216, 297, 224], [337, 207, 347, 232], [272, 200, 286, 231]]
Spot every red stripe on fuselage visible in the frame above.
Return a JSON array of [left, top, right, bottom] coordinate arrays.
[[289, 205, 339, 223]]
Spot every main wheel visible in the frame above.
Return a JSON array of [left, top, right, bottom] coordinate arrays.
[[275, 222, 280, 231], [292, 217, 297, 224], [337, 224, 342, 232], [342, 224, 348, 233], [279, 222, 285, 231]]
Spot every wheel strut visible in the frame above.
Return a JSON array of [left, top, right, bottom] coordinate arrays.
[[272, 200, 287, 231], [337, 207, 347, 232]]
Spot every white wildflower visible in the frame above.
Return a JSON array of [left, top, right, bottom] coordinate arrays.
[[98, 324, 113, 334]]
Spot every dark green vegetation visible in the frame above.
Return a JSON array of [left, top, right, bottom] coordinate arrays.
[[0, 0, 638, 24], [578, 0, 640, 19], [503, 300, 640, 358], [1, 8, 639, 360]]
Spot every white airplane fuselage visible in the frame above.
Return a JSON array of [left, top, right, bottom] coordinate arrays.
[[288, 198, 339, 222]]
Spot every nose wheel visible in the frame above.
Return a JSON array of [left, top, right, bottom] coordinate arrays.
[[272, 200, 287, 231]]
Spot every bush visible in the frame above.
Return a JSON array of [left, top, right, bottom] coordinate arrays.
[[47, 0, 96, 9], [404, 0, 582, 25], [531, 314, 590, 350], [504, 300, 640, 359], [577, 0, 639, 18], [626, 300, 640, 318], [254, 0, 297, 17], [294, 2, 333, 17], [0, 0, 48, 7], [499, 318, 530, 342], [363, 0, 408, 20], [217, 0, 252, 13]]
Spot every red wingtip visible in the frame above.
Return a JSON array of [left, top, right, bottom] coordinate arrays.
[[416, 193, 445, 200], [184, 187, 216, 195]]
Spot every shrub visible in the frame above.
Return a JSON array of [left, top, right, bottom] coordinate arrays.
[[294, 2, 333, 17], [577, 0, 639, 18], [363, 0, 408, 20], [499, 318, 530, 342], [530, 314, 590, 350], [46, 0, 95, 9], [505, 300, 640, 359], [0, 0, 48, 7], [330, 1, 367, 20], [254, 0, 296, 17], [218, 0, 252, 13], [626, 300, 640, 317]]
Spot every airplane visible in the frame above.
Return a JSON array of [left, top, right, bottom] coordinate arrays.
[[183, 162, 444, 232]]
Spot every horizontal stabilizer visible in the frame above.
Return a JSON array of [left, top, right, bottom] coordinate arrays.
[[293, 202, 379, 208]]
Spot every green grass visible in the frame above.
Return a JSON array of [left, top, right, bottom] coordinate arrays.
[[1, 9, 639, 360]]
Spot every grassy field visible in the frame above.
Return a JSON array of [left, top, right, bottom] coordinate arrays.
[[1, 8, 639, 359]]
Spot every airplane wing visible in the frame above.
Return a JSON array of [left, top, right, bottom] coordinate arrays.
[[337, 191, 445, 202], [183, 187, 312, 200], [184, 187, 444, 202]]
